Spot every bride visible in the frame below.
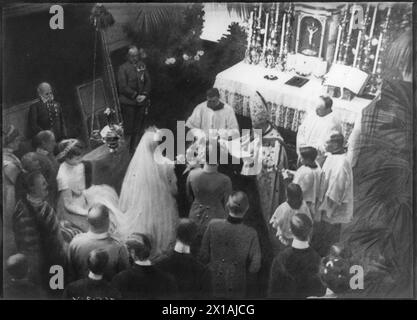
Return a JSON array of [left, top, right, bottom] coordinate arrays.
[[118, 127, 179, 261]]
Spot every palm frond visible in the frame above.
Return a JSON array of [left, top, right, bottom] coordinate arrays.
[[131, 4, 184, 35], [226, 3, 254, 19]]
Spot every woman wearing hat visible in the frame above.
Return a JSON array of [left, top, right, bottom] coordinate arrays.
[[56, 139, 92, 232], [3, 125, 23, 257]]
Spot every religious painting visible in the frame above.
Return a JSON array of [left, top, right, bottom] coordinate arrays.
[[298, 16, 322, 57]]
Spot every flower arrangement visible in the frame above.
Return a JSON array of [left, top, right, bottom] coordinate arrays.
[[164, 57, 176, 65], [165, 49, 204, 66]]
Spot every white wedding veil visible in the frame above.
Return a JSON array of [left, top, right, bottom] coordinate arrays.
[[118, 127, 177, 247]]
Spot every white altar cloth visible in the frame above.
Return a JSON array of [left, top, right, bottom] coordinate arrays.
[[213, 61, 376, 137]]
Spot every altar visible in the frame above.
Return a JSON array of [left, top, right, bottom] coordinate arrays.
[[218, 2, 400, 139], [213, 61, 376, 139]]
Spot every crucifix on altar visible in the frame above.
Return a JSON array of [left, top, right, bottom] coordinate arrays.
[[300, 18, 321, 56], [295, 9, 328, 59], [293, 3, 345, 63]]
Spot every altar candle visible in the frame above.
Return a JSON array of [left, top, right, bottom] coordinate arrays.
[[258, 3, 262, 20], [347, 5, 355, 35], [247, 11, 254, 46], [369, 4, 377, 39], [333, 25, 342, 63], [275, 3, 280, 25], [279, 13, 286, 55], [372, 33, 382, 74], [263, 13, 269, 53], [353, 30, 362, 67]]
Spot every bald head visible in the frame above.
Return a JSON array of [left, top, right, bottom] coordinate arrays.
[[37, 82, 53, 101], [87, 204, 110, 233], [37, 82, 51, 93], [6, 253, 28, 279], [128, 46, 139, 56], [127, 46, 140, 64]]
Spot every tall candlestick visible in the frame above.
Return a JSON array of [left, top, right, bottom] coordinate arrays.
[[337, 4, 349, 62], [361, 4, 375, 71], [372, 33, 382, 74], [348, 5, 355, 35], [258, 3, 262, 20], [279, 13, 286, 56], [353, 30, 362, 67], [356, 4, 370, 69], [263, 13, 269, 54], [247, 11, 254, 47], [343, 4, 356, 64], [369, 4, 377, 39], [284, 6, 292, 55], [275, 3, 280, 25], [334, 25, 342, 64]]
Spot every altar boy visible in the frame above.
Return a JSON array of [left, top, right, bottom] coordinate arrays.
[[313, 133, 353, 257]]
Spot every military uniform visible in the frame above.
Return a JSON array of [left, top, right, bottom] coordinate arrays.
[[28, 99, 66, 141], [117, 60, 151, 151]]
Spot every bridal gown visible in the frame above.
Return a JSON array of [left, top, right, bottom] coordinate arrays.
[[118, 130, 179, 262]]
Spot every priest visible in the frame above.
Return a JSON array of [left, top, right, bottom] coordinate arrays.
[[248, 93, 288, 254], [296, 96, 342, 165], [186, 88, 239, 140]]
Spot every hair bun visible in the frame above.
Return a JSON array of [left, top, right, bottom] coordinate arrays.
[[56, 139, 83, 162]]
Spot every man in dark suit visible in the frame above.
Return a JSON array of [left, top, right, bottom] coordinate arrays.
[[117, 46, 151, 153], [157, 219, 212, 299], [63, 248, 121, 300], [28, 82, 67, 141], [67, 204, 129, 282], [268, 214, 324, 299], [199, 191, 262, 299], [111, 233, 177, 300]]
